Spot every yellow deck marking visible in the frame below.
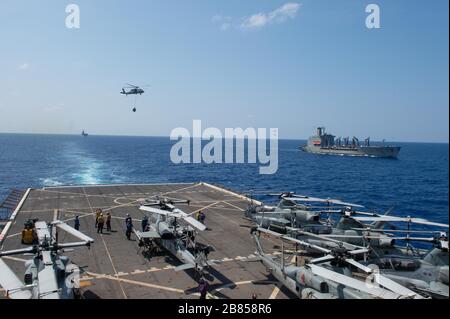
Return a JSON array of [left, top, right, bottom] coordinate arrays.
[[222, 201, 245, 212], [190, 201, 223, 215], [269, 286, 281, 299]]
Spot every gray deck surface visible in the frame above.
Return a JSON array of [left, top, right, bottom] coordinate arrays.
[[0, 183, 295, 299]]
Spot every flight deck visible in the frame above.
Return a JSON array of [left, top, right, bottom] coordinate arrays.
[[0, 182, 295, 299]]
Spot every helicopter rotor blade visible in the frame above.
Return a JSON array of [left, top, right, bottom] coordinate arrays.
[[373, 273, 424, 298], [344, 258, 373, 273], [307, 264, 399, 299], [282, 196, 364, 208], [0, 247, 36, 258], [52, 220, 94, 243], [286, 227, 366, 251], [139, 206, 182, 218], [0, 258, 32, 299], [351, 228, 446, 234], [139, 206, 206, 231], [353, 216, 449, 228], [309, 255, 335, 264], [256, 227, 331, 254], [173, 208, 207, 231], [323, 234, 437, 243]]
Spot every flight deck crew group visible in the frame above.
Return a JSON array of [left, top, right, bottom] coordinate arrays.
[[74, 208, 212, 299], [74, 209, 135, 240]]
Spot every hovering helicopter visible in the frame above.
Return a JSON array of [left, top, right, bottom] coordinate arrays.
[[250, 227, 424, 299], [120, 83, 148, 96], [0, 216, 94, 299], [120, 83, 150, 112], [135, 197, 216, 275]]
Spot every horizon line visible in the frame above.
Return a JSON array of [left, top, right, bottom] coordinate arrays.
[[0, 131, 448, 144]]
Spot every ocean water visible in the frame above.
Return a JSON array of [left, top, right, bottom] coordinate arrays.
[[0, 134, 448, 226]]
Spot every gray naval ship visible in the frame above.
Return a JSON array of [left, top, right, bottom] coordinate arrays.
[[301, 127, 401, 158]]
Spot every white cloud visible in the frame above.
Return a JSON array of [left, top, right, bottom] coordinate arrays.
[[241, 3, 301, 29], [18, 63, 30, 70], [212, 3, 301, 31]]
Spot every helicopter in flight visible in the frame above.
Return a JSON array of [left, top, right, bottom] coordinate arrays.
[[120, 83, 150, 112]]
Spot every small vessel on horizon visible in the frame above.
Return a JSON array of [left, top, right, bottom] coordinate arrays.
[[301, 127, 401, 158], [81, 130, 88, 137]]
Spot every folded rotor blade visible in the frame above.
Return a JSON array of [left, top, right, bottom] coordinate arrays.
[[0, 247, 35, 258], [181, 216, 207, 231], [57, 242, 92, 249], [173, 208, 207, 231], [344, 258, 373, 273], [0, 259, 32, 299], [139, 206, 182, 218], [353, 216, 449, 228], [283, 197, 364, 208], [348, 249, 370, 258], [308, 264, 399, 299], [52, 221, 94, 243], [309, 255, 335, 264], [287, 227, 366, 251], [257, 227, 331, 254], [374, 273, 424, 299], [351, 228, 445, 234]]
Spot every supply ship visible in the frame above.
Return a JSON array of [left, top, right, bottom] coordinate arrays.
[[301, 127, 401, 158]]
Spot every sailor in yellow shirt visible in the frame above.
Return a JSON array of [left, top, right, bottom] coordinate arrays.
[[95, 209, 102, 228], [97, 213, 105, 234]]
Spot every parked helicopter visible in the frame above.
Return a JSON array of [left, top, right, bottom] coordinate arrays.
[[244, 192, 449, 251], [250, 227, 424, 299], [120, 83, 150, 112], [286, 227, 449, 299], [0, 217, 94, 299], [243, 192, 448, 298], [135, 197, 215, 275], [243, 192, 360, 233]]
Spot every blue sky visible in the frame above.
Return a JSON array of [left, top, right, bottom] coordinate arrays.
[[0, 0, 448, 142]]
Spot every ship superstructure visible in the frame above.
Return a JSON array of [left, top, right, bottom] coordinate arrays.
[[301, 127, 401, 158]]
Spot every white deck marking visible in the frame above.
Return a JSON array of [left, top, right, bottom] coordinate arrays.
[[5, 183, 287, 299], [85, 271, 186, 294], [82, 187, 128, 299], [83, 272, 278, 298], [2, 256, 28, 262], [268, 255, 295, 299]]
